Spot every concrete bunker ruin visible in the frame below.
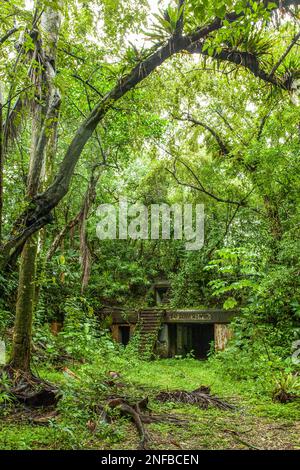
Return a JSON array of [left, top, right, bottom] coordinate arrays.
[[105, 281, 235, 359]]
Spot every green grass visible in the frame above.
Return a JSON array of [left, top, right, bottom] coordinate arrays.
[[0, 425, 63, 450], [122, 358, 300, 421], [1, 358, 299, 450]]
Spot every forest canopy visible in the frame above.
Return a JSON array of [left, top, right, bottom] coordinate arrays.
[[0, 0, 299, 452]]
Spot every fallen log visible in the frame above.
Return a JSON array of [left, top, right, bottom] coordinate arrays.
[[107, 397, 151, 450], [103, 383, 234, 449], [155, 386, 234, 410]]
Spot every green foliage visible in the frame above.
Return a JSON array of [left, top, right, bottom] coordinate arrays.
[[209, 311, 300, 398], [272, 371, 300, 402], [205, 247, 260, 309], [0, 0, 300, 451], [0, 373, 14, 411], [33, 296, 114, 364], [145, 4, 184, 41], [170, 250, 212, 308], [57, 297, 100, 360]]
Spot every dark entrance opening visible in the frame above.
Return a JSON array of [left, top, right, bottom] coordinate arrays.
[[119, 325, 130, 346], [168, 323, 214, 359], [155, 287, 169, 305]]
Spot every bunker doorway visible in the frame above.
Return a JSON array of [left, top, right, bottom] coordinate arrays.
[[119, 325, 130, 346], [168, 323, 214, 359]]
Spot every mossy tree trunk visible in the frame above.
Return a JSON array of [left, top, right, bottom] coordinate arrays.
[[9, 6, 61, 372], [10, 236, 38, 370]]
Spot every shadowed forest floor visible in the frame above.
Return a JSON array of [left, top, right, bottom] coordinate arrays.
[[1, 359, 299, 450]]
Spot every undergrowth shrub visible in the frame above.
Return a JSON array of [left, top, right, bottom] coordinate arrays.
[[209, 313, 300, 397], [33, 296, 117, 365]]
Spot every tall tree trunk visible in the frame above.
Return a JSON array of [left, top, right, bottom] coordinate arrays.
[[10, 109, 42, 370], [9, 6, 61, 372], [262, 194, 283, 263], [79, 170, 99, 292], [45, 169, 100, 290], [10, 235, 38, 370], [263, 195, 283, 243]]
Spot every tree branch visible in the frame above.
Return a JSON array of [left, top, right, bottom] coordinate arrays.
[[175, 114, 230, 155], [166, 158, 243, 206], [188, 43, 288, 89], [0, 27, 19, 46], [72, 74, 104, 97], [268, 29, 300, 77]]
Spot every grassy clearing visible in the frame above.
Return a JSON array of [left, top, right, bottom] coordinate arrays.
[[0, 358, 299, 450]]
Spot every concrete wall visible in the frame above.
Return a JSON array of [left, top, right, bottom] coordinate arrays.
[[156, 324, 169, 358], [214, 324, 233, 351]]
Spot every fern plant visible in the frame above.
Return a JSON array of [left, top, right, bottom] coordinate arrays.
[[144, 4, 184, 42]]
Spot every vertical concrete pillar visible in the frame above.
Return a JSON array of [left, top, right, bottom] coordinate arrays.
[[214, 324, 233, 351], [157, 324, 169, 358]]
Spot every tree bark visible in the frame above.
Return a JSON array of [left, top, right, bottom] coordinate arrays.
[[9, 7, 61, 371], [263, 194, 283, 252], [0, 27, 19, 46], [79, 170, 100, 292], [10, 235, 38, 370]]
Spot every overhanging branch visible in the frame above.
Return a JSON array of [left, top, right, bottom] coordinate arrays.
[[188, 43, 287, 89], [0, 27, 19, 46], [0, 0, 299, 269], [175, 114, 230, 155], [268, 29, 300, 77]]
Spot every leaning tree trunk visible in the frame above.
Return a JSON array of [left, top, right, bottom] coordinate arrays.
[[10, 105, 42, 371], [9, 7, 61, 372]]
